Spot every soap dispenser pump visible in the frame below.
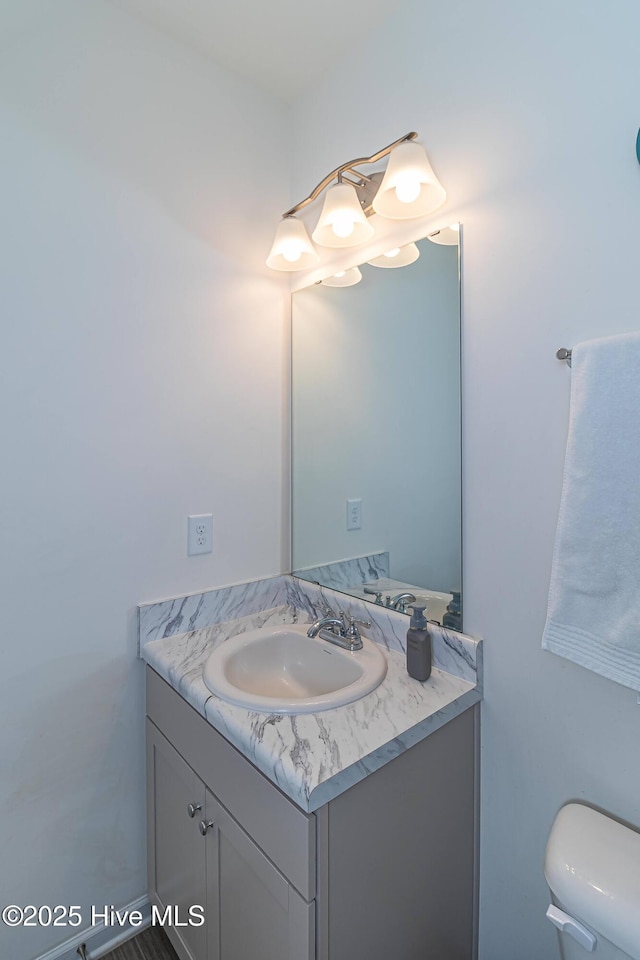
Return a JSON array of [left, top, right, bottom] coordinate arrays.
[[406, 604, 432, 682]]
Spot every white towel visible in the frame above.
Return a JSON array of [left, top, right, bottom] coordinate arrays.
[[542, 332, 640, 691]]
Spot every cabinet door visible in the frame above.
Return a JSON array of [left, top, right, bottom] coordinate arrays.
[[206, 791, 314, 960], [147, 720, 207, 960]]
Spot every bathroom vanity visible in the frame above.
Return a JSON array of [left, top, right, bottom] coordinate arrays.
[[141, 575, 481, 960], [141, 190, 472, 960], [147, 668, 475, 960]]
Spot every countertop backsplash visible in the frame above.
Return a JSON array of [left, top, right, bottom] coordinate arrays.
[[139, 573, 481, 688]]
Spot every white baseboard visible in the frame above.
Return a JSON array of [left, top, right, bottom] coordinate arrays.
[[35, 896, 151, 960]]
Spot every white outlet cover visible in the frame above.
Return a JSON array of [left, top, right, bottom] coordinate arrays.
[[188, 514, 213, 556], [346, 498, 362, 531]]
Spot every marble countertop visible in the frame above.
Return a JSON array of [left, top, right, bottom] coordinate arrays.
[[140, 593, 481, 812]]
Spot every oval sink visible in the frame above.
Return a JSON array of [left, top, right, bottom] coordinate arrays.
[[202, 624, 387, 714]]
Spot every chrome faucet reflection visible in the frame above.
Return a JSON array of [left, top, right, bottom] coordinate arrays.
[[307, 612, 372, 652], [388, 592, 416, 613], [363, 588, 416, 614]]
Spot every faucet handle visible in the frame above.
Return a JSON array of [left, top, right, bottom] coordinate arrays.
[[363, 586, 384, 604], [344, 615, 371, 639]]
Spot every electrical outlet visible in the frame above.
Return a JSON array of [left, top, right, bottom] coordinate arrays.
[[346, 498, 362, 531], [188, 514, 213, 556]]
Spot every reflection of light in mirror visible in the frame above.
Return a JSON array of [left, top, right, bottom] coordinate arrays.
[[321, 267, 362, 287], [367, 243, 420, 269], [427, 224, 460, 246]]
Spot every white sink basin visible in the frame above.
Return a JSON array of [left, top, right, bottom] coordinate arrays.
[[202, 623, 387, 714]]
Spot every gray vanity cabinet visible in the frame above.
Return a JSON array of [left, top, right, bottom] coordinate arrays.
[[146, 721, 207, 960], [210, 799, 314, 960], [146, 669, 316, 960], [146, 667, 476, 960]]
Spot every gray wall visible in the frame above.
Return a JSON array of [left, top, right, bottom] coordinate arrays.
[[0, 4, 288, 958], [291, 1, 640, 956]]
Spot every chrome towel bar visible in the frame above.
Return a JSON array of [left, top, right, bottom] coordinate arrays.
[[556, 347, 572, 366]]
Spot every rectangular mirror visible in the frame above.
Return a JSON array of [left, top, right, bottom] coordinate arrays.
[[291, 229, 463, 628]]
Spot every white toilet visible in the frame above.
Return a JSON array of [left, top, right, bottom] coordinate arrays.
[[545, 802, 640, 959]]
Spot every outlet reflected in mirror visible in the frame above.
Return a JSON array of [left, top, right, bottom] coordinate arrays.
[[291, 230, 462, 628]]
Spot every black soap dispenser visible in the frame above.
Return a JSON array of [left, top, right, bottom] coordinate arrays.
[[406, 604, 432, 682]]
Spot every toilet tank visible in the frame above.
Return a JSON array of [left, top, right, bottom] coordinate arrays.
[[545, 803, 640, 960]]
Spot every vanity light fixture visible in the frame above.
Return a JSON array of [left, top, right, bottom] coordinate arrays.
[[321, 267, 362, 287], [371, 141, 446, 219], [368, 242, 420, 269], [312, 178, 374, 248], [427, 223, 460, 246], [266, 132, 446, 271], [266, 216, 319, 271]]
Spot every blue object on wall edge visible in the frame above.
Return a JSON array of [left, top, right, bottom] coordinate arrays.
[[637, 128, 640, 164]]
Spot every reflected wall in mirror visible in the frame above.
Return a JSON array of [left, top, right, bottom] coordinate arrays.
[[291, 231, 462, 628]]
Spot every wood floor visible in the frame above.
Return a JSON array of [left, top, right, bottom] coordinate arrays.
[[103, 926, 179, 960]]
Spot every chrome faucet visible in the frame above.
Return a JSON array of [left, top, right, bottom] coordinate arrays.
[[307, 615, 344, 637], [386, 592, 416, 614], [307, 612, 371, 652]]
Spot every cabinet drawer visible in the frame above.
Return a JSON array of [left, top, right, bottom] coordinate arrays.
[[146, 668, 316, 901]]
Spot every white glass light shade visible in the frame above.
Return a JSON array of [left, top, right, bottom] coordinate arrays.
[[367, 242, 420, 268], [266, 217, 319, 271], [312, 182, 374, 248], [321, 267, 362, 287], [427, 223, 460, 246], [372, 142, 446, 220]]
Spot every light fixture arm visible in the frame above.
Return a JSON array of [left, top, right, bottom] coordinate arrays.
[[282, 131, 418, 218]]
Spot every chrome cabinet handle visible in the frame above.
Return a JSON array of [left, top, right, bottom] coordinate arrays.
[[186, 802, 202, 818], [199, 819, 215, 836]]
